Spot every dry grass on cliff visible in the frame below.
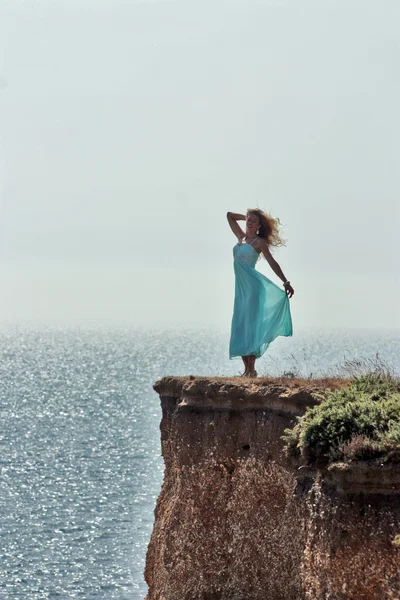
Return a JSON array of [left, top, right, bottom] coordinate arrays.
[[203, 375, 350, 391], [259, 348, 399, 382], [172, 351, 397, 392], [169, 374, 350, 392]]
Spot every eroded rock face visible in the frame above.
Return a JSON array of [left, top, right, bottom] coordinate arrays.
[[145, 377, 400, 600], [303, 478, 400, 600], [145, 456, 305, 600]]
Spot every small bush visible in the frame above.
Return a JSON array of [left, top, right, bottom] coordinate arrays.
[[338, 435, 385, 462], [281, 370, 299, 379], [282, 423, 302, 458], [282, 372, 400, 464], [392, 534, 400, 547]]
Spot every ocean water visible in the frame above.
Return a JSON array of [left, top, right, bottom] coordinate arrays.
[[0, 322, 399, 600]]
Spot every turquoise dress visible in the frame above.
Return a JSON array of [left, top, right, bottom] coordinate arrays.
[[229, 237, 293, 359]]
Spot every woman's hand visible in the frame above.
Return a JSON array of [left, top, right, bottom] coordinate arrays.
[[284, 282, 294, 298]]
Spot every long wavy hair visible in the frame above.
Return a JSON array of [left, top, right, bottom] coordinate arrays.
[[246, 208, 287, 250]]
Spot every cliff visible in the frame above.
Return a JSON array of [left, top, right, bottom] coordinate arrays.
[[145, 376, 400, 600]]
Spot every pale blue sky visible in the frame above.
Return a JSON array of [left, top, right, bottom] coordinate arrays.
[[0, 0, 399, 329]]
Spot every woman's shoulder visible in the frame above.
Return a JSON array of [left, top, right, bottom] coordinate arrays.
[[253, 237, 270, 257], [254, 236, 268, 248]]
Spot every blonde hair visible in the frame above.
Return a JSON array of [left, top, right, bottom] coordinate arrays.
[[246, 208, 287, 249]]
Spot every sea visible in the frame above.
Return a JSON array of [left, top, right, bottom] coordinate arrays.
[[0, 321, 399, 600]]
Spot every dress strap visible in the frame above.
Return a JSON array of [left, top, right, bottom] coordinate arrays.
[[249, 237, 258, 246]]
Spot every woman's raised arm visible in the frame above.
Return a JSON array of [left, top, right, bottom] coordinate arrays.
[[227, 211, 246, 239]]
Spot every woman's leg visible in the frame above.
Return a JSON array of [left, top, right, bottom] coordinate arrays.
[[247, 354, 257, 377], [241, 356, 249, 376]]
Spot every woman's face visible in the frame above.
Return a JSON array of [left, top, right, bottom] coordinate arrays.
[[246, 213, 260, 232]]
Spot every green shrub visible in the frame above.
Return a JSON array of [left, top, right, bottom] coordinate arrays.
[[379, 421, 400, 445], [282, 372, 400, 464]]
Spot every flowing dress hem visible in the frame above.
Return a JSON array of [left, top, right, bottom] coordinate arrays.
[[229, 329, 293, 360]]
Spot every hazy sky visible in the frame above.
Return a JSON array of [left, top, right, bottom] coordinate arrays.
[[0, 0, 399, 330]]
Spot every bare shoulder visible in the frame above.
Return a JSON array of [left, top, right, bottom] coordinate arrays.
[[255, 237, 273, 260], [255, 237, 269, 251]]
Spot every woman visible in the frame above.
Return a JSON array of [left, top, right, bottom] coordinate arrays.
[[227, 209, 294, 378]]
